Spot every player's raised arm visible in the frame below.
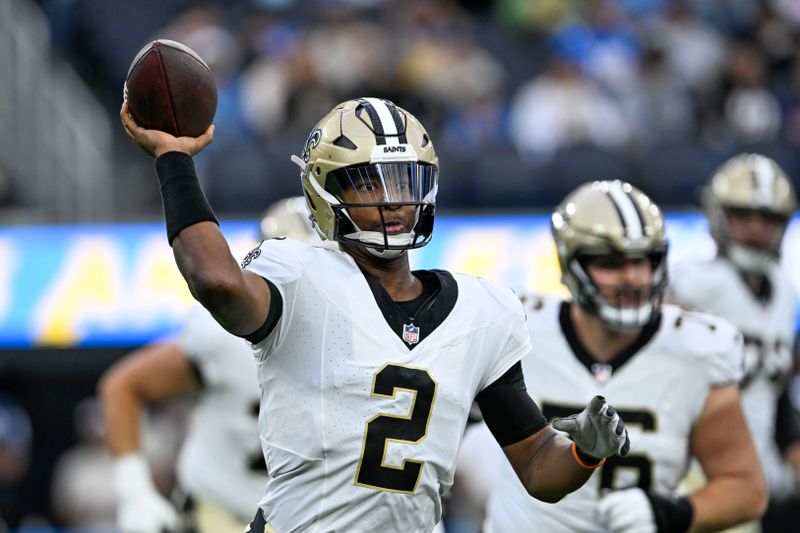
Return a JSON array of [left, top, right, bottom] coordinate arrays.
[[120, 102, 271, 336]]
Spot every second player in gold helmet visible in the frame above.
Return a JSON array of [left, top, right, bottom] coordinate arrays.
[[703, 152, 797, 273], [552, 180, 668, 332], [291, 98, 439, 259]]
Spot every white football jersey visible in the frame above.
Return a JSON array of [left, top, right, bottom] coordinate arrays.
[[177, 305, 266, 520], [484, 295, 743, 533], [669, 257, 798, 498], [244, 239, 530, 533]]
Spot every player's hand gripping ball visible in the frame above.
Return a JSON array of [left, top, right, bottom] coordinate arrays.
[[124, 39, 217, 137]]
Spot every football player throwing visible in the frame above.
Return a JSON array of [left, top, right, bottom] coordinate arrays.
[[121, 98, 630, 533]]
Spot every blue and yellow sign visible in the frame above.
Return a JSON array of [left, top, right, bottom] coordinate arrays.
[[0, 221, 258, 347], [0, 214, 797, 347]]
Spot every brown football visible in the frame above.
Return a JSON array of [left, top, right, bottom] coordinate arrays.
[[124, 39, 217, 137]]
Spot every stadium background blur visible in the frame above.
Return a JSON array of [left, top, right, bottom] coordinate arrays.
[[1, 0, 800, 530]]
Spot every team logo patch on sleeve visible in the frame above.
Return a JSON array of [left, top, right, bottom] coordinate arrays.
[[241, 242, 264, 268], [402, 323, 420, 345]]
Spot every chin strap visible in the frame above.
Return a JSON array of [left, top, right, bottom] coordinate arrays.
[[339, 203, 422, 257], [727, 242, 776, 273], [365, 247, 406, 259], [597, 301, 655, 333], [345, 230, 412, 259], [343, 229, 414, 246], [568, 258, 660, 333]]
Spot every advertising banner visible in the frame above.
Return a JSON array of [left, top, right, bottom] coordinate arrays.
[[0, 214, 797, 347]]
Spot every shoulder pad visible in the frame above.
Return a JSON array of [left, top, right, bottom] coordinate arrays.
[[659, 305, 743, 383], [516, 291, 562, 314]]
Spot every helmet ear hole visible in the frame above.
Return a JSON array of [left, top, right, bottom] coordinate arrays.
[[417, 205, 435, 236]]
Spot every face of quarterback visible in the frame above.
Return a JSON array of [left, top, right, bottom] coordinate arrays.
[[338, 179, 420, 239], [584, 254, 654, 308], [725, 208, 785, 253]]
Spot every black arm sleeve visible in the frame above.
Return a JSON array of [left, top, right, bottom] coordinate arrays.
[[775, 385, 800, 453], [243, 278, 283, 344], [475, 362, 548, 447]]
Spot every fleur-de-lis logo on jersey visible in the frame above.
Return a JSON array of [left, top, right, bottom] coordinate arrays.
[[241, 242, 263, 268], [301, 128, 322, 163]]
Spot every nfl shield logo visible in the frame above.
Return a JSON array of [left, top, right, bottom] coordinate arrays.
[[591, 363, 613, 383], [402, 323, 420, 345]]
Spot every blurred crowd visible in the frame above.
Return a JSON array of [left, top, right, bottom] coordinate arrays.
[[31, 0, 800, 214]]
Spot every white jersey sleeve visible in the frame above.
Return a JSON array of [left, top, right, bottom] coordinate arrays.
[[175, 305, 266, 520], [243, 238, 334, 362], [474, 278, 532, 391]]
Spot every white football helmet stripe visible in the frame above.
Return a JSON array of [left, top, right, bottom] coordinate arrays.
[[751, 154, 776, 204], [607, 183, 644, 239], [363, 97, 400, 146]]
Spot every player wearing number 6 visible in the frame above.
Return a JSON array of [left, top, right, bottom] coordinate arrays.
[[121, 97, 630, 533], [483, 181, 767, 532]]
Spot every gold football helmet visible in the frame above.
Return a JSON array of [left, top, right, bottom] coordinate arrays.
[[703, 153, 797, 272], [290, 98, 439, 258], [552, 180, 668, 332]]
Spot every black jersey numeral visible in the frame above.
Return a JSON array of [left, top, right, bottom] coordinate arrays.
[[542, 402, 656, 493], [247, 399, 268, 473], [355, 364, 437, 493]]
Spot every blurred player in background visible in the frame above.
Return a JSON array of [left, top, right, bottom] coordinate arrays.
[[0, 394, 32, 530], [669, 153, 800, 532], [482, 181, 766, 532], [99, 197, 321, 533], [120, 97, 630, 533]]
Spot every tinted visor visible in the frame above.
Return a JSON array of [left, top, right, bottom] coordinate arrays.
[[326, 162, 437, 206]]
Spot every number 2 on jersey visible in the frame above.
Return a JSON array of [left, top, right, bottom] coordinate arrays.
[[355, 364, 437, 493]]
